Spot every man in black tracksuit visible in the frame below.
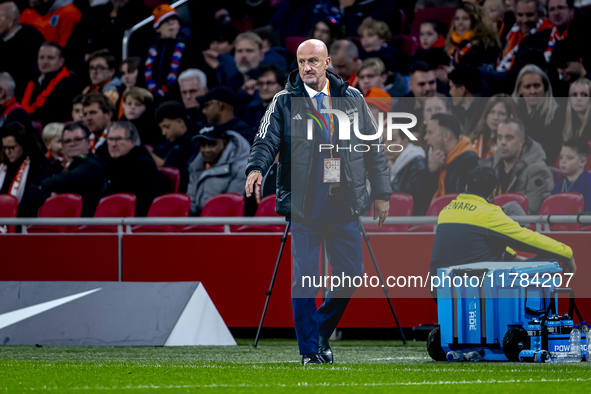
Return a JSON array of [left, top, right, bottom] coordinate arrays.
[[244, 39, 392, 365]]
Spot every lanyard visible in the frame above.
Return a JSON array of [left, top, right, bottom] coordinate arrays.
[[325, 79, 335, 157]]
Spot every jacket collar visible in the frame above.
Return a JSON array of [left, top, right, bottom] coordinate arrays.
[[286, 69, 348, 98]]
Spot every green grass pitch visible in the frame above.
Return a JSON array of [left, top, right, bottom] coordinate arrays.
[[1, 339, 590, 393]]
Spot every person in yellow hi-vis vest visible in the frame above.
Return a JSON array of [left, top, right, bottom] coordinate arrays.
[[430, 166, 576, 298]]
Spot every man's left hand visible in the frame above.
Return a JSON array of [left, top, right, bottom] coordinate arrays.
[[374, 199, 389, 227]]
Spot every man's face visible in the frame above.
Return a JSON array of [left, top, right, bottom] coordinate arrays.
[[120, 63, 138, 88], [358, 67, 386, 94], [559, 146, 586, 176], [72, 103, 84, 122], [496, 122, 525, 160], [330, 49, 356, 81], [257, 71, 281, 102], [84, 103, 111, 134], [234, 38, 262, 75], [548, 0, 574, 28], [408, 70, 437, 98], [123, 96, 146, 120], [89, 57, 113, 85], [569, 82, 590, 113], [61, 128, 90, 158], [448, 81, 466, 105], [424, 119, 446, 152], [200, 138, 227, 164], [38, 45, 64, 75], [515, 1, 538, 34], [159, 118, 186, 142], [0, 6, 14, 37], [297, 42, 330, 89], [107, 127, 134, 159], [519, 73, 545, 108], [180, 77, 206, 109], [156, 17, 180, 39], [201, 100, 221, 124], [557, 60, 581, 82], [1, 136, 23, 163]]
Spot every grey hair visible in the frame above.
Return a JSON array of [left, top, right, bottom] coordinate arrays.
[[514, 0, 546, 18], [0, 72, 16, 99], [499, 118, 526, 138], [178, 68, 207, 88], [0, 2, 20, 24], [512, 64, 558, 126], [329, 39, 359, 60], [109, 121, 139, 143]]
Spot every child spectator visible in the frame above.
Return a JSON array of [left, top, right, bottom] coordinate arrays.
[[446, 2, 501, 66], [82, 49, 123, 105], [117, 57, 141, 119], [41, 122, 63, 163], [121, 87, 162, 148], [357, 18, 404, 73], [552, 137, 591, 211], [71, 94, 84, 122], [420, 19, 448, 50], [144, 5, 192, 105]]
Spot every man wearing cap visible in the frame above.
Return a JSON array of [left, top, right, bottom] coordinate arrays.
[[244, 39, 392, 365], [199, 86, 255, 144], [186, 124, 250, 216]]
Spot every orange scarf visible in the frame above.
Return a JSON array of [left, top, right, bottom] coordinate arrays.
[[449, 30, 475, 62], [433, 136, 477, 199], [497, 19, 552, 71], [21, 68, 70, 115]]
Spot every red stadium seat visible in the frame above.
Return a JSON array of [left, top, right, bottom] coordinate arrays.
[[27, 193, 82, 233], [31, 121, 42, 134], [285, 37, 307, 56], [408, 193, 459, 232], [538, 192, 585, 231], [493, 193, 529, 214], [392, 35, 419, 57], [0, 194, 18, 234], [132, 193, 191, 233], [159, 166, 180, 193], [364, 193, 414, 232], [236, 195, 284, 233], [76, 193, 137, 233], [580, 225, 591, 231], [548, 166, 565, 184], [182, 193, 245, 233]]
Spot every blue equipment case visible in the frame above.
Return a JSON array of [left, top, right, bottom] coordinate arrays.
[[436, 261, 562, 361]]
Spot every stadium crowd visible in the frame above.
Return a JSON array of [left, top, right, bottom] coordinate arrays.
[[1, 0, 591, 219]]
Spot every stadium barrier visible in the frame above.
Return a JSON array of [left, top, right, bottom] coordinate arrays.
[[1, 216, 589, 329]]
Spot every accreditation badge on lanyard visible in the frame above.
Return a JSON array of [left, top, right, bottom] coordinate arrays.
[[323, 157, 340, 183], [322, 79, 340, 183]]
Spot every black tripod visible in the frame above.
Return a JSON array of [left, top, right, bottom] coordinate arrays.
[[254, 219, 406, 347]]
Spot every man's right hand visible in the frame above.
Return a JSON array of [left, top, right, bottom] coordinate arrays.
[[245, 171, 262, 197], [428, 150, 445, 173], [563, 256, 577, 274]]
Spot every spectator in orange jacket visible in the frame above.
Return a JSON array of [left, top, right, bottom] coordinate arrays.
[[20, 0, 82, 48]]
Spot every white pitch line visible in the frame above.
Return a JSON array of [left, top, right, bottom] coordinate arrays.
[[2, 377, 591, 391]]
